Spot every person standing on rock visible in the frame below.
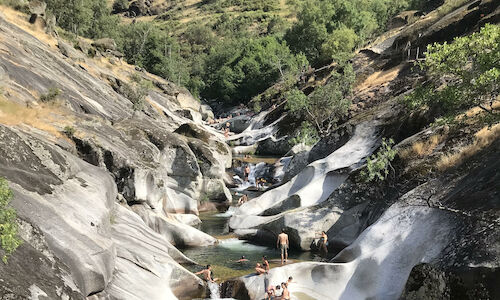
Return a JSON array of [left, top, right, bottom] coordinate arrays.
[[277, 229, 289, 264], [244, 165, 251, 182]]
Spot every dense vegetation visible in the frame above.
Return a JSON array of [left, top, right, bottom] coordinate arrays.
[[0, 177, 22, 263], [22, 0, 423, 104]]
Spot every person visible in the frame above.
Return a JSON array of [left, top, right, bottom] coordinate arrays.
[[287, 276, 293, 285], [262, 256, 270, 272], [317, 231, 328, 254], [226, 122, 231, 129], [280, 282, 290, 300], [237, 194, 248, 206], [265, 285, 280, 300], [255, 263, 267, 275], [224, 127, 230, 138], [244, 165, 251, 182], [195, 265, 218, 282], [235, 256, 248, 263], [257, 178, 267, 189], [277, 228, 289, 265]]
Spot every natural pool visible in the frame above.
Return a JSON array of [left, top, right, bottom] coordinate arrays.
[[182, 211, 323, 281]]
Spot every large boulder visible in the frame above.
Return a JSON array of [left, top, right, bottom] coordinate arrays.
[[131, 204, 217, 248], [233, 141, 500, 300], [92, 38, 117, 52], [104, 205, 205, 300], [58, 39, 85, 61], [230, 121, 380, 232], [0, 125, 117, 296]]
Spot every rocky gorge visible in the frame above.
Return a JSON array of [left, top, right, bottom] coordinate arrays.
[[0, 1, 499, 300]]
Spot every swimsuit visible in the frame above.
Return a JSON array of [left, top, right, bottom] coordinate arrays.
[[280, 243, 288, 255]]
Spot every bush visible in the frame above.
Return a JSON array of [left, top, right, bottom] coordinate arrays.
[[39, 87, 61, 102], [0, 177, 22, 263], [121, 76, 153, 111], [63, 125, 76, 137], [361, 138, 397, 182]]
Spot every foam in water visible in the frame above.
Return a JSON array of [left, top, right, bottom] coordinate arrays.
[[214, 206, 237, 218], [219, 238, 269, 252], [208, 281, 220, 299]]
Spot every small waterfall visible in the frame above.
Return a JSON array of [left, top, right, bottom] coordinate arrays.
[[208, 281, 221, 299]]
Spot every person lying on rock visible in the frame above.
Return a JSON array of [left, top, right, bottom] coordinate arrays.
[[265, 284, 280, 300], [277, 228, 289, 264], [262, 255, 270, 271], [280, 282, 290, 300], [255, 263, 267, 275], [195, 265, 218, 282]]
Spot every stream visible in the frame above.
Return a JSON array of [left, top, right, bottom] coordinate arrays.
[[184, 115, 325, 298], [182, 211, 322, 282]]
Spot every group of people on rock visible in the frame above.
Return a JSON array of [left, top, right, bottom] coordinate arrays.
[[265, 277, 293, 300]]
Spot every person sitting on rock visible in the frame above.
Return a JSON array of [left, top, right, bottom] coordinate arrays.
[[287, 276, 293, 285], [280, 282, 290, 300], [316, 231, 328, 255], [195, 265, 218, 282], [265, 284, 280, 300], [262, 255, 270, 272], [237, 194, 248, 206], [255, 263, 267, 275]]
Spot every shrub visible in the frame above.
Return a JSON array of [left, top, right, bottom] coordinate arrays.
[[361, 138, 397, 182], [121, 76, 153, 111], [0, 177, 22, 263], [39, 87, 61, 102], [63, 125, 76, 137]]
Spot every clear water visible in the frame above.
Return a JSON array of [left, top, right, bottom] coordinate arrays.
[[184, 212, 322, 281]]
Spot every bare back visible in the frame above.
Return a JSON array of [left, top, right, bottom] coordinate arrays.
[[278, 233, 288, 245]]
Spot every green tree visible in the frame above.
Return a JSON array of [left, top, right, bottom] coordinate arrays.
[[0, 178, 22, 263], [321, 26, 359, 64], [405, 24, 499, 120], [202, 36, 307, 103], [117, 22, 190, 86], [46, 0, 118, 38], [286, 65, 354, 136]]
